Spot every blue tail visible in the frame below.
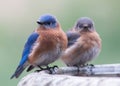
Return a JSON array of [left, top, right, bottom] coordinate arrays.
[[10, 32, 39, 79], [10, 65, 25, 79]]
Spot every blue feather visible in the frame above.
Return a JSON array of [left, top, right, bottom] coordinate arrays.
[[37, 14, 57, 28], [11, 32, 39, 79], [20, 32, 39, 65]]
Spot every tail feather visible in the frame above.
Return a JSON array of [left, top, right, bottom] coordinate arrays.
[[10, 65, 25, 79]]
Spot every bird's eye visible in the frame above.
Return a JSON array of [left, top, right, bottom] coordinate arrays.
[[44, 22, 51, 25], [88, 24, 92, 28], [78, 24, 83, 28]]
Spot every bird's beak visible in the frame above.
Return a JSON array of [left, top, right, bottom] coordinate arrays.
[[83, 24, 89, 29], [37, 20, 44, 25]]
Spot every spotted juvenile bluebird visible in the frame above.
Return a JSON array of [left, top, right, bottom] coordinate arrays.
[[11, 14, 68, 79], [61, 17, 101, 66]]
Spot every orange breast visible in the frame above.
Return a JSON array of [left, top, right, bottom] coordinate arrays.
[[62, 31, 101, 65], [28, 27, 67, 64]]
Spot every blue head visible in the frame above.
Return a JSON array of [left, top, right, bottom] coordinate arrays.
[[37, 14, 58, 29]]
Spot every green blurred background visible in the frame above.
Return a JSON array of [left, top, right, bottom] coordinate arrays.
[[0, 0, 120, 85]]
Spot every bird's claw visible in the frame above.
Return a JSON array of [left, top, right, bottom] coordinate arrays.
[[80, 64, 94, 67], [35, 69, 42, 72], [53, 65, 59, 69], [47, 65, 59, 74], [87, 64, 95, 67], [35, 65, 59, 74]]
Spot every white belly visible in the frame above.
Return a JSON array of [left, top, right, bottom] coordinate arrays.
[[35, 48, 62, 66], [67, 45, 100, 66], [78, 46, 100, 64]]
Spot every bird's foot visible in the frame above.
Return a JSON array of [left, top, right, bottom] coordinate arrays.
[[35, 65, 59, 73], [52, 65, 59, 69], [35, 65, 48, 72], [35, 70, 42, 72], [73, 65, 79, 73], [79, 64, 94, 67], [47, 65, 59, 74], [86, 64, 95, 67]]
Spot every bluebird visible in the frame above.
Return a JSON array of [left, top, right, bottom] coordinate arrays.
[[11, 14, 68, 79], [61, 17, 101, 66]]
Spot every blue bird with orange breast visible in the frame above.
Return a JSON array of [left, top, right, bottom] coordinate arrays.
[[61, 17, 101, 66], [11, 14, 68, 79]]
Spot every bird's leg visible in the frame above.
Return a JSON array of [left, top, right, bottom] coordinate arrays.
[[51, 65, 59, 74], [73, 65, 79, 73], [38, 65, 44, 70], [46, 65, 51, 70], [79, 63, 94, 67], [46, 65, 53, 74], [89, 64, 94, 67], [52, 65, 59, 69], [86, 64, 94, 67], [46, 65, 59, 74], [35, 65, 45, 72], [35, 65, 59, 73]]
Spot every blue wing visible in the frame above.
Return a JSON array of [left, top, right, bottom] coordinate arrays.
[[20, 32, 39, 65], [66, 31, 80, 47], [11, 32, 39, 79]]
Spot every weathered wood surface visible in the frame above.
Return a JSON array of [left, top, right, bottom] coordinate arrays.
[[18, 72, 120, 86], [52, 64, 120, 77], [18, 64, 120, 86]]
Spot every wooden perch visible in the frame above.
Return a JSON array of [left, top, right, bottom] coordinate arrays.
[[53, 63, 120, 77], [40, 63, 120, 77], [18, 64, 120, 86]]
